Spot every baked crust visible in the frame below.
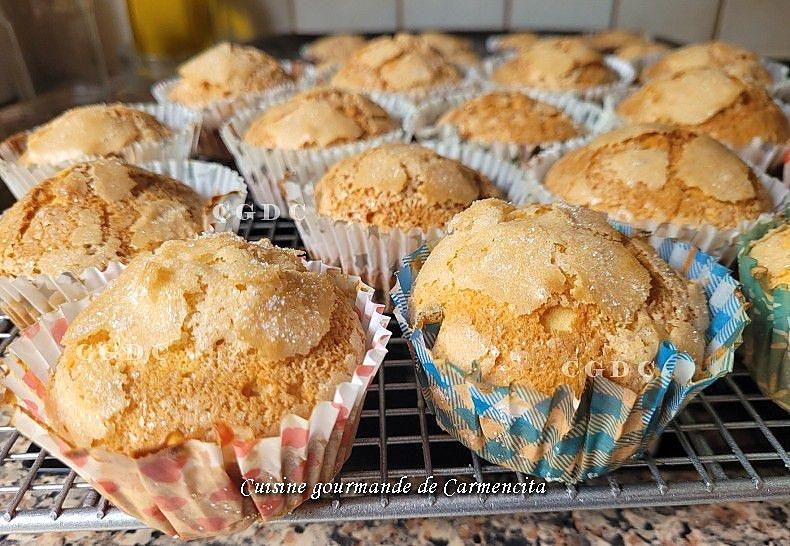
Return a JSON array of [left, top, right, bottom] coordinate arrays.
[[314, 143, 502, 231], [0, 159, 206, 277], [491, 38, 618, 91], [331, 34, 462, 93], [439, 91, 581, 145], [168, 42, 293, 108], [16, 104, 172, 166], [617, 68, 790, 147], [544, 124, 773, 229], [243, 87, 397, 149]]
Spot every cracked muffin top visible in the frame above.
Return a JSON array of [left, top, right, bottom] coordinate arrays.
[[48, 233, 366, 454], [749, 223, 790, 290], [615, 40, 669, 61], [584, 29, 645, 53], [303, 34, 367, 66], [331, 34, 462, 93], [243, 87, 397, 150], [419, 32, 480, 66], [439, 91, 581, 146], [16, 104, 172, 166], [314, 143, 502, 231], [0, 159, 207, 277], [642, 41, 772, 86], [544, 124, 773, 229], [168, 42, 293, 108], [491, 38, 618, 91], [617, 67, 790, 147], [411, 199, 709, 395], [491, 32, 539, 53]]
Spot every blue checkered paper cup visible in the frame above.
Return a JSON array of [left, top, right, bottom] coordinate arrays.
[[391, 234, 748, 483]]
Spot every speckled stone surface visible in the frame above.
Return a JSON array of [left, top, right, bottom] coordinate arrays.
[[2, 501, 788, 545]]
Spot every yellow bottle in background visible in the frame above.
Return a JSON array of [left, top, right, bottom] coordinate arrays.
[[126, 0, 214, 60]]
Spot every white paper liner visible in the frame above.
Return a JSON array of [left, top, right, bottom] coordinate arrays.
[[523, 139, 790, 265], [480, 53, 636, 104], [151, 61, 325, 159], [0, 159, 247, 329], [220, 92, 417, 214], [407, 86, 620, 163], [0, 102, 201, 200], [2, 261, 392, 538], [282, 140, 552, 298]]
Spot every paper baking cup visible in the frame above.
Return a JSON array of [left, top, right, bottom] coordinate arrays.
[[524, 138, 790, 265], [481, 53, 636, 104], [0, 159, 246, 330], [3, 261, 392, 538], [282, 140, 553, 298], [737, 210, 790, 411], [221, 92, 416, 213], [0, 102, 200, 200], [392, 236, 747, 483], [407, 86, 619, 163], [152, 61, 324, 159]]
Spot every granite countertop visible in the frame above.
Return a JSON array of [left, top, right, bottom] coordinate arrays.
[[2, 501, 787, 545]]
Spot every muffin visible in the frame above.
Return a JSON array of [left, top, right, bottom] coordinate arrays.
[[491, 38, 618, 91], [331, 34, 462, 94], [242, 87, 398, 150], [584, 29, 645, 53], [617, 68, 790, 149], [642, 41, 772, 86], [48, 233, 366, 454], [738, 214, 790, 411], [617, 68, 790, 147], [411, 199, 709, 395], [168, 42, 293, 108], [438, 91, 581, 146], [303, 34, 367, 66], [420, 32, 480, 66], [0, 159, 206, 280], [544, 124, 773, 229], [490, 32, 539, 53], [314, 143, 501, 231], [15, 104, 172, 166], [615, 40, 669, 62]]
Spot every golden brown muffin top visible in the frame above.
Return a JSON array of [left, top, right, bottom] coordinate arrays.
[[492, 32, 539, 52], [491, 38, 618, 91], [17, 104, 172, 166], [314, 143, 501, 231], [749, 223, 790, 290], [331, 34, 462, 93], [168, 42, 293, 108], [48, 233, 366, 454], [0, 159, 207, 277], [243, 87, 397, 149], [304, 34, 367, 65], [419, 32, 479, 66], [544, 124, 773, 229], [615, 40, 669, 61], [642, 41, 772, 86], [439, 91, 580, 145], [584, 29, 645, 53], [616, 67, 790, 147], [411, 199, 708, 394]]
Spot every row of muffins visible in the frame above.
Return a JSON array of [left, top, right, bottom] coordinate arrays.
[[0, 31, 785, 537]]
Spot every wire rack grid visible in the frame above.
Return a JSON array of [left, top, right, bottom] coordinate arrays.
[[0, 208, 787, 534]]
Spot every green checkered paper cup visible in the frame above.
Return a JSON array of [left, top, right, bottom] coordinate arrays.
[[737, 210, 790, 411], [392, 233, 748, 483]]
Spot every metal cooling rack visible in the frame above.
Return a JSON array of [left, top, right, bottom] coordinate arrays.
[[0, 209, 788, 534]]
